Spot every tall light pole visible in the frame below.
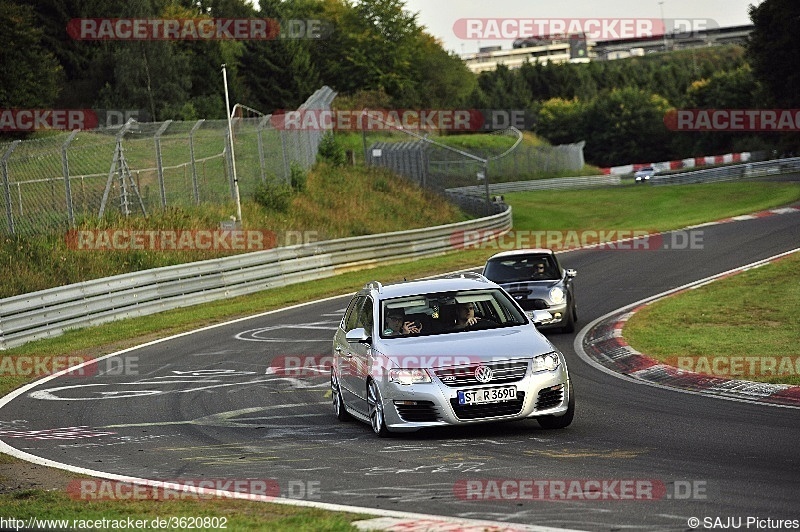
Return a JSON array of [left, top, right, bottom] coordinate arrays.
[[221, 63, 243, 227], [658, 1, 668, 52]]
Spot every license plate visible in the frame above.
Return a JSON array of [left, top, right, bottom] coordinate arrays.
[[458, 386, 517, 405]]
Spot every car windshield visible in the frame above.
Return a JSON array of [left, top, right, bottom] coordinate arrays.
[[484, 255, 560, 283], [380, 288, 528, 338]]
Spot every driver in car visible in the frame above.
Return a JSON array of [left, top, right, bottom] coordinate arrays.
[[454, 302, 480, 329]]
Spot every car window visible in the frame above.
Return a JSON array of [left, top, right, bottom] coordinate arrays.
[[344, 296, 371, 332], [343, 296, 364, 332], [358, 297, 375, 334], [484, 255, 560, 282], [343, 295, 375, 334], [380, 289, 527, 338]]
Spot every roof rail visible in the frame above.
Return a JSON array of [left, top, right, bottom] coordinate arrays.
[[364, 280, 383, 292], [442, 272, 489, 282]]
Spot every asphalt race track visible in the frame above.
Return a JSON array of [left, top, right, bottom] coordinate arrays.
[[1, 198, 799, 531]]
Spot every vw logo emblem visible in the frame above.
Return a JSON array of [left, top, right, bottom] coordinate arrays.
[[474, 365, 493, 383]]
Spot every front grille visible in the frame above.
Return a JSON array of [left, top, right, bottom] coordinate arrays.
[[394, 401, 439, 422], [450, 392, 526, 420], [536, 385, 564, 410], [434, 359, 529, 388], [516, 298, 548, 311]]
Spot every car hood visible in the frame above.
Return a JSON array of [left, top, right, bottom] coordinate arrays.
[[374, 325, 553, 369], [499, 280, 561, 295]]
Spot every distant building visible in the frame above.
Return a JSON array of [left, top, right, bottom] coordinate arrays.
[[462, 24, 753, 74], [463, 35, 592, 74]]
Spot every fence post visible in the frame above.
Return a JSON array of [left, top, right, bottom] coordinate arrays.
[[256, 115, 270, 183], [61, 130, 80, 228], [1, 141, 21, 235], [189, 119, 204, 204], [154, 120, 172, 208], [100, 119, 135, 218]]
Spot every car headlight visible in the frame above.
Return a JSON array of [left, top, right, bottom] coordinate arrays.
[[389, 368, 432, 385], [549, 286, 564, 304], [531, 352, 561, 373]]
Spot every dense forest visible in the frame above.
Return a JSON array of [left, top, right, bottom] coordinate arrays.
[[2, 0, 798, 166]]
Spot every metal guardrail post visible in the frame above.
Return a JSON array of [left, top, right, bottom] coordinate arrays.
[[61, 130, 80, 228], [188, 119, 204, 205], [154, 120, 172, 208], [1, 141, 21, 235]]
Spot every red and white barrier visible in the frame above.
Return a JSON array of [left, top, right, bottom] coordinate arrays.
[[600, 152, 751, 175]]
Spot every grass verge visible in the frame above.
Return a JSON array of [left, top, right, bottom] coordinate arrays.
[[1, 489, 369, 531], [624, 251, 800, 386]]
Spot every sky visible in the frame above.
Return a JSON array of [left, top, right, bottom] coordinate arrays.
[[401, 0, 763, 55]]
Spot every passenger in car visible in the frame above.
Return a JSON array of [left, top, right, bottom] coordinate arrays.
[[384, 309, 422, 336]]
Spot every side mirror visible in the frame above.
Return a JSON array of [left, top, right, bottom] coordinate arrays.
[[345, 327, 371, 344], [565, 269, 577, 278]]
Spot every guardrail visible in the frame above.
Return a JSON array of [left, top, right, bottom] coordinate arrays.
[[650, 157, 800, 185], [446, 175, 620, 196], [0, 207, 512, 350]]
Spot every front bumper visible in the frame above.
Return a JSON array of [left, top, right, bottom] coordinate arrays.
[[377, 360, 571, 432], [525, 302, 569, 329]]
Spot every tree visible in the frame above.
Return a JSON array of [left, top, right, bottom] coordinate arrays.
[[410, 34, 475, 108], [535, 98, 587, 145], [746, 0, 800, 108], [582, 88, 672, 166], [312, 0, 426, 105], [239, 38, 321, 112], [0, 2, 63, 109]]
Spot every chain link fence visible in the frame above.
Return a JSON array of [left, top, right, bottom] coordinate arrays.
[[361, 123, 585, 215], [0, 86, 336, 236], [363, 130, 584, 185]]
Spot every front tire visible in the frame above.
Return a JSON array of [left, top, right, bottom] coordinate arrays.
[[560, 301, 576, 334], [537, 382, 574, 429], [367, 379, 390, 437]]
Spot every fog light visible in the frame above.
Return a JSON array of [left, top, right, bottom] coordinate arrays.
[[553, 312, 562, 320]]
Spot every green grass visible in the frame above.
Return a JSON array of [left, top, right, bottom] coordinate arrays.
[[505, 182, 800, 233], [0, 164, 467, 298], [625, 252, 800, 385], [0, 489, 367, 531]]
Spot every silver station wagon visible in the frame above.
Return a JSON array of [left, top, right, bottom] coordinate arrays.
[[331, 274, 574, 436]]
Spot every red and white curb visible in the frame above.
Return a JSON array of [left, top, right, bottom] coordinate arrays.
[[575, 248, 800, 407], [698, 205, 800, 226]]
